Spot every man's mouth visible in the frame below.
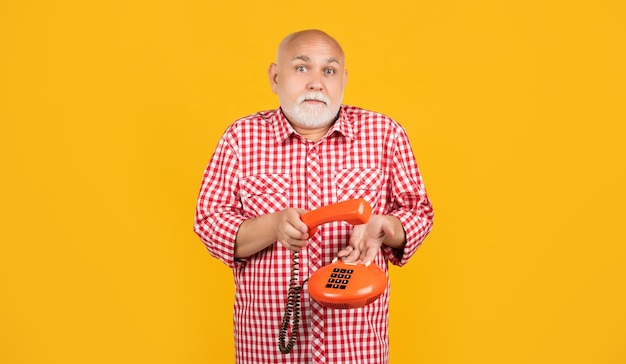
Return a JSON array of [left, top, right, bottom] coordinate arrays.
[[298, 93, 329, 106], [302, 99, 326, 105]]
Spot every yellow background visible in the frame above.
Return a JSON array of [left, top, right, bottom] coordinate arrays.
[[1, 0, 625, 363]]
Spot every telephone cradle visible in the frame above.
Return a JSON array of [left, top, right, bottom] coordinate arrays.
[[308, 258, 388, 309]]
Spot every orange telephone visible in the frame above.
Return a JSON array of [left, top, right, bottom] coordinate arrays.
[[278, 198, 388, 354]]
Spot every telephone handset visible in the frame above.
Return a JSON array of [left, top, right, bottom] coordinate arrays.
[[300, 197, 373, 236], [278, 198, 389, 354]]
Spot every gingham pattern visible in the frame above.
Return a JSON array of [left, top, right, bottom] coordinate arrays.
[[194, 105, 434, 364]]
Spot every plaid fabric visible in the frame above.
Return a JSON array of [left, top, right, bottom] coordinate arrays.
[[195, 105, 433, 364]]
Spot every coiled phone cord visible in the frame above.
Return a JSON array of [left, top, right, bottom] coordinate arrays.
[[278, 251, 308, 354]]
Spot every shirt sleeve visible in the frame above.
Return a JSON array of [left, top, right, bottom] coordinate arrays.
[[382, 126, 434, 266], [194, 128, 247, 269]]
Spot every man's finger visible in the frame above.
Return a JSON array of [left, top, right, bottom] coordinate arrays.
[[343, 245, 361, 263], [360, 245, 379, 265]]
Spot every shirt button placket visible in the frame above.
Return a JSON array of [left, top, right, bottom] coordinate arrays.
[[307, 146, 321, 211], [307, 145, 325, 363]]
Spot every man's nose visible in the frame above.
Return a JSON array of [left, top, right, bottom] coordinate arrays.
[[306, 74, 323, 91]]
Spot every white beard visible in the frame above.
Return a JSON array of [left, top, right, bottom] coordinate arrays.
[[281, 92, 341, 128]]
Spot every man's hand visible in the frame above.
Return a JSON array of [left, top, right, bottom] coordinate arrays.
[[337, 215, 406, 264], [235, 208, 309, 258], [274, 208, 310, 252]]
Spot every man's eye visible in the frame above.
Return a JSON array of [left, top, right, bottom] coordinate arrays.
[[325, 69, 335, 75], [296, 66, 307, 72]]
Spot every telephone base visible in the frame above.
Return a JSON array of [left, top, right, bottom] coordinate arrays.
[[308, 259, 387, 309]]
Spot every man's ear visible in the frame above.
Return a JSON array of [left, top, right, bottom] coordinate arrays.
[[268, 63, 279, 94]]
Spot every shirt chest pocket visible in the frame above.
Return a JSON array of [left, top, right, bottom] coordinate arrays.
[[239, 174, 290, 217], [334, 168, 383, 207]]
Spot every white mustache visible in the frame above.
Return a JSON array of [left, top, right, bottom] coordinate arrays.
[[297, 92, 329, 105]]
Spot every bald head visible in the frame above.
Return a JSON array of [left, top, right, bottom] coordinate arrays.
[[276, 29, 345, 66]]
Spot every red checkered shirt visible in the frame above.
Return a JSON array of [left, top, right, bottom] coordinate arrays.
[[194, 105, 434, 364]]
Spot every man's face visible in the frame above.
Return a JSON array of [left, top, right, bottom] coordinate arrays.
[[269, 33, 347, 129]]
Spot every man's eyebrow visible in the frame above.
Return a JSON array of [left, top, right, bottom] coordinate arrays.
[[291, 55, 341, 64], [292, 55, 311, 62]]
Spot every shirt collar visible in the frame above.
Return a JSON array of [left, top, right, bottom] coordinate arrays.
[[273, 106, 355, 144]]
